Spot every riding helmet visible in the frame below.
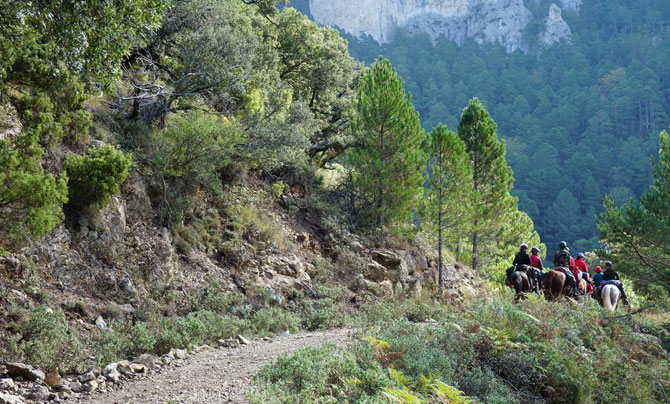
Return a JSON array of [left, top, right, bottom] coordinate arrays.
[[577, 252, 585, 258], [559, 241, 567, 248], [531, 247, 540, 253], [595, 266, 602, 272], [520, 243, 528, 249], [605, 261, 612, 267]]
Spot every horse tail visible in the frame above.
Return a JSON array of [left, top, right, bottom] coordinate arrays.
[[512, 273, 522, 295], [602, 285, 620, 311]]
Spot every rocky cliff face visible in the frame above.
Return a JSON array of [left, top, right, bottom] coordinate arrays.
[[540, 4, 572, 46], [308, 0, 575, 52]]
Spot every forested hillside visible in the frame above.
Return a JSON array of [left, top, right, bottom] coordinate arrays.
[[293, 0, 670, 253]]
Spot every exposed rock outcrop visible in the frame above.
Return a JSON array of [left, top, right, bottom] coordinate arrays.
[[359, 246, 479, 302], [540, 4, 572, 46], [559, 0, 581, 11], [309, 0, 574, 52], [0, 104, 21, 142]]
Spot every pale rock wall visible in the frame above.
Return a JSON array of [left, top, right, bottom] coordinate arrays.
[[309, 0, 534, 52], [559, 0, 581, 11], [308, 0, 574, 52], [540, 3, 572, 46]]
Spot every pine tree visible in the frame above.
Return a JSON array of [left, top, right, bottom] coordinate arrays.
[[457, 98, 515, 271], [347, 57, 426, 227], [598, 130, 670, 300], [424, 124, 473, 292]]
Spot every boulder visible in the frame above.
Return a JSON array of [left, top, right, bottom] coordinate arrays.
[[237, 335, 251, 345], [217, 339, 240, 349], [134, 354, 158, 369], [95, 315, 109, 330], [172, 349, 187, 360], [78, 371, 96, 383], [82, 380, 98, 393], [69, 381, 82, 393], [129, 364, 146, 374], [0, 379, 15, 390], [5, 363, 44, 381], [0, 393, 24, 404], [116, 361, 133, 375], [25, 385, 49, 401]]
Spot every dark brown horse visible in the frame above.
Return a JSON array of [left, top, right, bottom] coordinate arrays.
[[543, 269, 572, 301], [507, 267, 534, 301]]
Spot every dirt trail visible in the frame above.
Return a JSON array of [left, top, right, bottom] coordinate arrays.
[[73, 328, 354, 404]]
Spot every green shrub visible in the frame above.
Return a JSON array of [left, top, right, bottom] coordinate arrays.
[[65, 145, 131, 209], [251, 344, 392, 403], [0, 136, 68, 243], [251, 307, 301, 335], [2, 305, 88, 373]]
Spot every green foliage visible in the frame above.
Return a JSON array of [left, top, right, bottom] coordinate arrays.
[[252, 344, 392, 403], [2, 305, 87, 373], [0, 135, 68, 244], [457, 98, 517, 270], [347, 57, 427, 228], [598, 130, 670, 300], [151, 110, 243, 185], [342, 0, 670, 251], [65, 145, 131, 209], [423, 124, 473, 283], [251, 307, 301, 335], [255, 296, 670, 404]]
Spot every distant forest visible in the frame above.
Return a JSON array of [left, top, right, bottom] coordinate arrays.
[[290, 0, 670, 253]]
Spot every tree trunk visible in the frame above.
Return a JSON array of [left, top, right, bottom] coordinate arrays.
[[472, 227, 479, 272], [438, 209, 444, 294]]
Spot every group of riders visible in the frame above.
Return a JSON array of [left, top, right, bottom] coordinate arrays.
[[505, 241, 629, 305]]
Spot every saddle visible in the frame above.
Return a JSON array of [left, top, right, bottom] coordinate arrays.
[[554, 266, 576, 286]]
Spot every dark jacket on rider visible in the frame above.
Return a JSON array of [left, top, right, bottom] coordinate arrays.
[[603, 268, 620, 281], [513, 251, 532, 268], [593, 272, 604, 287], [553, 249, 571, 268]]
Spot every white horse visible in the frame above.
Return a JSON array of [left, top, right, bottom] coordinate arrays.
[[601, 284, 621, 311]]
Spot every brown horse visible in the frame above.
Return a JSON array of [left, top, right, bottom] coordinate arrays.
[[508, 269, 533, 301], [577, 278, 589, 296], [543, 269, 574, 301]]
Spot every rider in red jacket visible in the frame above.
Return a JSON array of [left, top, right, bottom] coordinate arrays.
[[574, 253, 593, 293]]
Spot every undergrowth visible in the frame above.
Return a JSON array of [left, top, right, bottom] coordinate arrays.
[[252, 296, 670, 404]]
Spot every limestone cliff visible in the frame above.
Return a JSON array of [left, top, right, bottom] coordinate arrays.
[[540, 3, 572, 46], [308, 0, 574, 52]]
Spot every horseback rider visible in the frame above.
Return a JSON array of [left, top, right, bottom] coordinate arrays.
[[530, 247, 544, 270], [506, 244, 532, 285], [574, 253, 593, 294], [530, 247, 544, 292], [599, 261, 629, 305], [592, 265, 604, 288], [553, 241, 577, 294]]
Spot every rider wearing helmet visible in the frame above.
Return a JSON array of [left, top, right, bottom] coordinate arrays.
[[600, 261, 629, 305], [507, 244, 532, 285], [513, 244, 532, 268], [574, 253, 592, 294], [593, 266, 604, 288], [553, 241, 571, 268], [553, 241, 577, 294], [530, 247, 544, 271]]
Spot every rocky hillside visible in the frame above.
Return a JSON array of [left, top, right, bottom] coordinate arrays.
[[307, 0, 578, 51]]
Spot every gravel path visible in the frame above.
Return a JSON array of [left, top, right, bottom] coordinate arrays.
[[74, 328, 354, 404]]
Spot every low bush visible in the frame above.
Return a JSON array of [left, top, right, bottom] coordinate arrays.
[[65, 145, 131, 209], [252, 296, 670, 404], [2, 305, 88, 373], [251, 307, 301, 335]]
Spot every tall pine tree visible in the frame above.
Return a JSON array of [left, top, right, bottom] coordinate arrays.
[[457, 98, 515, 271], [598, 130, 670, 300], [347, 57, 426, 227], [424, 124, 473, 292]]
